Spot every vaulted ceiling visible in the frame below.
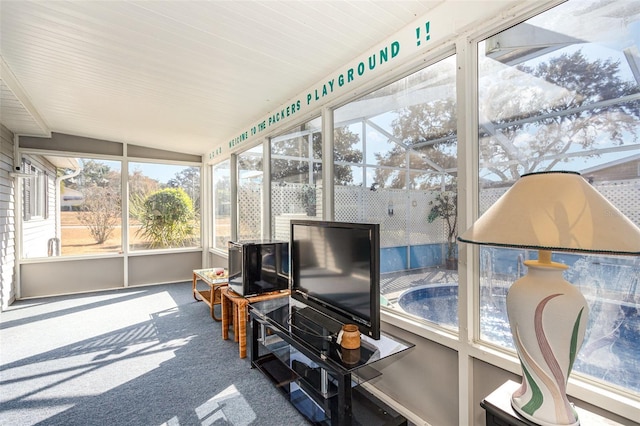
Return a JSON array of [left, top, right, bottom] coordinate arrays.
[[0, 0, 441, 156]]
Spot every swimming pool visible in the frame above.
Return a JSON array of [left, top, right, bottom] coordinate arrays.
[[398, 283, 459, 328]]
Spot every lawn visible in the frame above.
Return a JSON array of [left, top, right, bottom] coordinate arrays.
[[60, 211, 147, 255]]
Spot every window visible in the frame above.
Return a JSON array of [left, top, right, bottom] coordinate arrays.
[[477, 0, 640, 394], [128, 162, 200, 250], [22, 159, 48, 221], [237, 144, 264, 240], [270, 117, 322, 240], [212, 160, 231, 251], [333, 55, 459, 330], [21, 155, 202, 258], [22, 156, 122, 259]]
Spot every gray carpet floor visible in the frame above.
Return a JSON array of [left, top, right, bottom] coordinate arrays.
[[0, 282, 309, 426]]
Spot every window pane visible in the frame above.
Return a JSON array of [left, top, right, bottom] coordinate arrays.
[[478, 0, 640, 393], [21, 157, 49, 222], [270, 118, 322, 239], [334, 55, 458, 330], [128, 162, 200, 250], [237, 144, 263, 240], [212, 160, 231, 251], [22, 156, 122, 259], [334, 123, 363, 175]]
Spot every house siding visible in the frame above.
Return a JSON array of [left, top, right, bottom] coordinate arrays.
[[0, 125, 16, 310], [585, 158, 640, 181], [21, 154, 57, 258]]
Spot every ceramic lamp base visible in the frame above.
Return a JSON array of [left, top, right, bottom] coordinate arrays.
[[507, 256, 588, 426]]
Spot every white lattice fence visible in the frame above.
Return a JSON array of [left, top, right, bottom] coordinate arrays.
[[334, 186, 364, 223], [594, 180, 640, 227], [238, 183, 262, 239], [271, 184, 305, 216], [274, 214, 323, 241], [333, 186, 443, 248], [267, 178, 640, 247], [410, 190, 445, 246], [479, 187, 508, 215], [269, 184, 322, 213], [479, 180, 640, 227], [383, 189, 408, 247], [271, 183, 322, 240]]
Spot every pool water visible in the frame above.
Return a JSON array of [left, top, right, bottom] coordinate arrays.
[[398, 284, 459, 328]]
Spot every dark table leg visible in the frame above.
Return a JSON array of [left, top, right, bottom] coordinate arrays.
[[251, 316, 260, 366], [336, 372, 353, 426]]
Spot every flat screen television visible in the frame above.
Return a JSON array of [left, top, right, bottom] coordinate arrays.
[[290, 220, 380, 340]]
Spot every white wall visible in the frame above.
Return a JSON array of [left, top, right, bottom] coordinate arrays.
[[20, 154, 57, 258]]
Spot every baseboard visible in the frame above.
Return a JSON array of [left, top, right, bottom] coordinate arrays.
[[359, 382, 432, 426]]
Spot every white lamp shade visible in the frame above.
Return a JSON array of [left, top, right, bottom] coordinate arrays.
[[458, 171, 640, 255]]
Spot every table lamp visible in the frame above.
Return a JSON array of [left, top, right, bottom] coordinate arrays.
[[457, 171, 640, 426]]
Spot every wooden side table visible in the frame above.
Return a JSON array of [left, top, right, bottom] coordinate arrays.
[[221, 287, 290, 358], [192, 268, 228, 321]]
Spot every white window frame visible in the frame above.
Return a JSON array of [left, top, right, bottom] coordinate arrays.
[[22, 159, 48, 221]]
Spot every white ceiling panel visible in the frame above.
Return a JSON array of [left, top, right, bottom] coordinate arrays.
[[0, 0, 441, 155]]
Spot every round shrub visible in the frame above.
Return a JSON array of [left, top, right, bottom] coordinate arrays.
[[138, 188, 195, 248]]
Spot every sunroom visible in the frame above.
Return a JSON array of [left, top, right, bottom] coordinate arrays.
[[1, 1, 639, 425]]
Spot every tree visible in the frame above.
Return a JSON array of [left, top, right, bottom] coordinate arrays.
[[137, 188, 195, 248], [167, 166, 200, 211], [129, 168, 160, 200], [427, 190, 458, 268], [376, 98, 457, 190], [333, 126, 363, 185], [480, 50, 640, 181], [270, 127, 362, 185], [238, 154, 262, 172], [73, 159, 118, 188], [66, 160, 121, 244], [128, 168, 161, 223], [297, 184, 317, 216], [374, 49, 640, 187], [77, 186, 121, 244], [270, 131, 321, 184]]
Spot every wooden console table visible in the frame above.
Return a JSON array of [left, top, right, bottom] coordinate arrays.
[[192, 268, 228, 321], [221, 287, 289, 358]]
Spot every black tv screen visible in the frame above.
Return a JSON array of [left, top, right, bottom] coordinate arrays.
[[290, 220, 380, 340]]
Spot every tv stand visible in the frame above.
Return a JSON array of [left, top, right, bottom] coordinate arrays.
[[249, 297, 414, 426]]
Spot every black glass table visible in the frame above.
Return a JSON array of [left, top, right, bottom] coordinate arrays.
[[481, 380, 626, 426], [249, 296, 414, 426]]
